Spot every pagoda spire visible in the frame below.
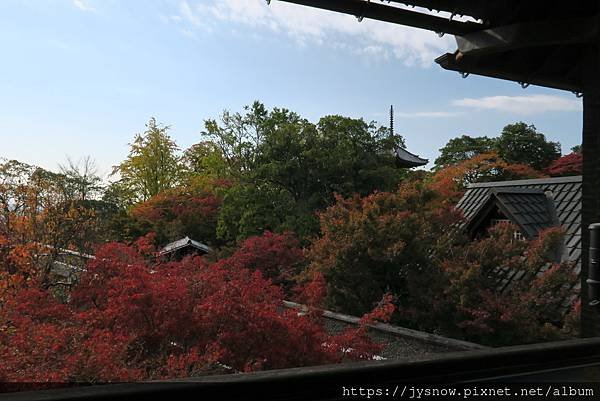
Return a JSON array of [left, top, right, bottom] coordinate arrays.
[[387, 104, 428, 168], [389, 105, 394, 138]]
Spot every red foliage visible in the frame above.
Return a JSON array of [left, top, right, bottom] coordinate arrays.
[[307, 182, 462, 317], [294, 271, 328, 308], [215, 231, 306, 290], [545, 152, 582, 177], [435, 225, 578, 345], [1, 237, 382, 383], [131, 185, 222, 245], [307, 181, 578, 345]]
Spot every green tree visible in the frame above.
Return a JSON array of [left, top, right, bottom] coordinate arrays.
[[285, 114, 404, 207], [216, 182, 318, 243], [494, 122, 561, 170], [204, 102, 407, 243], [202, 102, 270, 178], [112, 118, 183, 202], [434, 135, 496, 170], [183, 141, 231, 179]]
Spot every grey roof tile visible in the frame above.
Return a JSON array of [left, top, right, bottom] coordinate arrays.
[[394, 147, 428, 168], [457, 176, 582, 316], [159, 236, 212, 256]]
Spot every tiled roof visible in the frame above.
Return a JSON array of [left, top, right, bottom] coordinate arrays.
[[456, 176, 582, 311], [283, 301, 486, 361], [466, 188, 558, 239], [159, 236, 212, 255], [458, 176, 581, 265], [394, 147, 428, 168]]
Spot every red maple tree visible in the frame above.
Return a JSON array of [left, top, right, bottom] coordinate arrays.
[[131, 181, 226, 245], [545, 152, 582, 177], [0, 233, 392, 384]]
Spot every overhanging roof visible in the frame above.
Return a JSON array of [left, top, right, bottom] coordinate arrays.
[[394, 147, 428, 168], [276, 1, 599, 92], [277, 0, 483, 35]]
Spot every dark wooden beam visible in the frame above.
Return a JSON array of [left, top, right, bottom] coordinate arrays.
[[388, 1, 598, 27], [455, 17, 598, 57], [581, 45, 600, 337], [276, 0, 482, 35], [435, 51, 584, 93], [386, 0, 490, 20]]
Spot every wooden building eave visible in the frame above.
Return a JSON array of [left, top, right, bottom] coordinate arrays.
[[433, 15, 595, 92], [455, 17, 598, 57], [435, 48, 586, 93], [278, 0, 483, 35]]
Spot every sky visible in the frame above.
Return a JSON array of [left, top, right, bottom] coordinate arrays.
[[0, 0, 584, 178]]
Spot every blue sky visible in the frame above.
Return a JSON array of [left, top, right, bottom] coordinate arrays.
[[0, 0, 583, 178]]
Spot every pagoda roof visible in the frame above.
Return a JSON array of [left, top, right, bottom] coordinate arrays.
[[393, 147, 428, 168]]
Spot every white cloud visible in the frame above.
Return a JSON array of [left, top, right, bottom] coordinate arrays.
[[180, 0, 202, 27], [167, 1, 213, 33], [169, 0, 455, 67], [396, 111, 462, 118], [72, 0, 96, 13], [453, 95, 582, 115]]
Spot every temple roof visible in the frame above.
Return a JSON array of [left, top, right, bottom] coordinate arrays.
[[393, 147, 428, 168], [159, 236, 212, 256], [465, 188, 558, 240], [457, 176, 581, 309]]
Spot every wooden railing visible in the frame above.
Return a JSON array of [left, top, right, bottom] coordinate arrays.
[[2, 337, 600, 401]]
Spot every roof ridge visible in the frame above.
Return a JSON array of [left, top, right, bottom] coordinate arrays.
[[467, 175, 582, 188], [490, 188, 545, 194]]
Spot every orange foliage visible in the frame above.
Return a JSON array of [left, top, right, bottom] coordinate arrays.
[[429, 152, 544, 202]]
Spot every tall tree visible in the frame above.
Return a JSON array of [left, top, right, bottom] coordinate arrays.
[[0, 159, 101, 286], [307, 182, 461, 316], [58, 156, 103, 201], [112, 118, 182, 202], [202, 102, 270, 179], [434, 135, 496, 170], [183, 141, 230, 179], [495, 122, 561, 170], [204, 102, 406, 243]]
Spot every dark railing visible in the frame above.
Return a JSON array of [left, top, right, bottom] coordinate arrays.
[[3, 337, 600, 401]]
